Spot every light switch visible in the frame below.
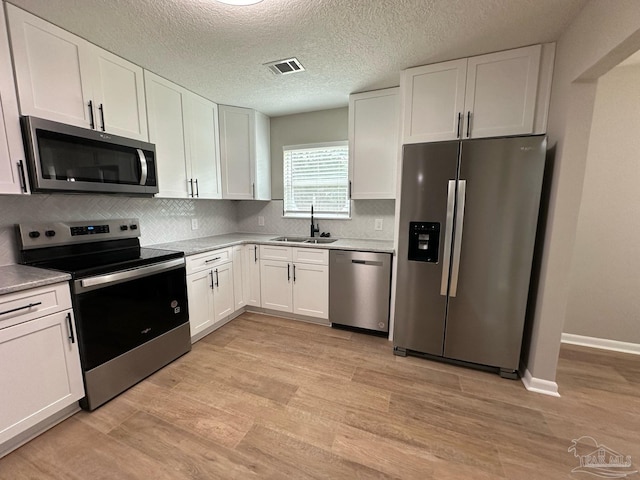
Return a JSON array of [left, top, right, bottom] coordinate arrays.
[[374, 218, 383, 231]]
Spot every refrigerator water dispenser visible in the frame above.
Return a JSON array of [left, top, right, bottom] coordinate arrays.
[[408, 222, 440, 263]]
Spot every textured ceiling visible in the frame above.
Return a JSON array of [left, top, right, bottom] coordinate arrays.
[[6, 0, 587, 117]]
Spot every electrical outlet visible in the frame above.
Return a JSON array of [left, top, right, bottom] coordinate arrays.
[[258, 216, 265, 226], [191, 218, 199, 230], [374, 218, 383, 231]]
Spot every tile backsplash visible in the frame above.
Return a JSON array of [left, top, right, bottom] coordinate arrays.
[[0, 195, 395, 267], [237, 199, 396, 240], [0, 194, 237, 266]]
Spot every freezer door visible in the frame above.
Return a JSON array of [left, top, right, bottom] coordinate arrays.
[[444, 136, 546, 370], [394, 141, 459, 356]]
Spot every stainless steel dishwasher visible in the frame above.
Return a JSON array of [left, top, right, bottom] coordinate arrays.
[[329, 250, 392, 334]]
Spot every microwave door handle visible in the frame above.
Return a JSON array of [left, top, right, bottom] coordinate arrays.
[[136, 149, 148, 185]]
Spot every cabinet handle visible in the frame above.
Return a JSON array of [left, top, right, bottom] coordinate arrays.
[[456, 112, 462, 138], [209, 270, 214, 289], [349, 180, 352, 199], [99, 103, 106, 131], [88, 100, 95, 129], [287, 263, 290, 282], [0, 301, 42, 317], [194, 178, 199, 198], [293, 264, 296, 283], [66, 312, 75, 344], [205, 257, 221, 264], [188, 179, 194, 197], [252, 182, 255, 199], [17, 160, 28, 193], [254, 245, 257, 263], [215, 268, 219, 287], [466, 111, 471, 138]]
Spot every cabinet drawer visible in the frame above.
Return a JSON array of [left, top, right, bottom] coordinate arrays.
[[260, 245, 292, 262], [0, 282, 72, 330], [292, 247, 329, 265], [186, 248, 232, 274]]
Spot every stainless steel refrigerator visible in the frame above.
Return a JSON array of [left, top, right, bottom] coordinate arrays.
[[393, 135, 546, 378]]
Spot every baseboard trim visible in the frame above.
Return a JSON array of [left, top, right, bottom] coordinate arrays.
[[561, 333, 640, 355], [520, 366, 561, 397]]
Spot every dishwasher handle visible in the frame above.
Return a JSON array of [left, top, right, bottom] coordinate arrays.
[[351, 259, 383, 266]]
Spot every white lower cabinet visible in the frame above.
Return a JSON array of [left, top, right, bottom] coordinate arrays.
[[245, 244, 261, 307], [259, 246, 329, 320], [0, 283, 83, 450], [185, 249, 234, 340]]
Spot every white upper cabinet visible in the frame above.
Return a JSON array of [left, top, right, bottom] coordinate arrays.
[[218, 105, 271, 200], [349, 87, 400, 199], [6, 4, 147, 141], [0, 4, 28, 195], [402, 44, 547, 143], [89, 45, 148, 141], [402, 59, 467, 143], [463, 45, 541, 139], [145, 71, 222, 199], [184, 94, 222, 199]]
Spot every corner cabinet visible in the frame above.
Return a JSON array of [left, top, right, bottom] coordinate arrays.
[[185, 248, 234, 341], [6, 4, 148, 141], [145, 71, 222, 199], [0, 283, 84, 453], [0, 4, 28, 194], [259, 246, 328, 320], [348, 88, 399, 199], [218, 106, 271, 200], [402, 44, 553, 143]]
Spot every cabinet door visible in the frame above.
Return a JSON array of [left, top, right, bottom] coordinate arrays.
[[349, 88, 399, 199], [186, 270, 214, 338], [212, 262, 234, 322], [232, 246, 247, 311], [402, 58, 467, 144], [90, 45, 148, 141], [463, 45, 541, 138], [0, 5, 27, 195], [293, 263, 329, 319], [253, 111, 271, 200], [259, 260, 292, 313], [0, 309, 83, 445], [6, 4, 93, 129], [145, 71, 189, 198], [185, 94, 222, 199], [245, 244, 261, 307], [219, 105, 255, 199]]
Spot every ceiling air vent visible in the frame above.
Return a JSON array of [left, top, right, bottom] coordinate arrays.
[[264, 57, 305, 75]]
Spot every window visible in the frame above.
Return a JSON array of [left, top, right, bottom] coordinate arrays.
[[283, 141, 350, 218]]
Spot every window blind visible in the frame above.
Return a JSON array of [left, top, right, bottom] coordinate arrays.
[[283, 142, 350, 218]]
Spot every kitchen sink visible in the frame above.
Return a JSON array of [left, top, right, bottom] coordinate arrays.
[[270, 236, 338, 244]]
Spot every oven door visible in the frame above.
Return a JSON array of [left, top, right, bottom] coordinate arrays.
[[72, 258, 188, 371]]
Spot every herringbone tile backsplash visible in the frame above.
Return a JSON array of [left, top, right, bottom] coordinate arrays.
[[0, 195, 395, 266], [0, 194, 238, 266]]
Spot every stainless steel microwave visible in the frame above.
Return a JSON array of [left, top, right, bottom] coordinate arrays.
[[21, 116, 158, 195]]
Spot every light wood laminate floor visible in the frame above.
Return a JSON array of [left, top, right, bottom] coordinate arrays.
[[2, 312, 640, 479]]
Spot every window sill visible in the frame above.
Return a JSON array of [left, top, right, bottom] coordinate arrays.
[[282, 214, 351, 221]]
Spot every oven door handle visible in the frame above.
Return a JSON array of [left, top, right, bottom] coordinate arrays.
[[75, 258, 185, 293]]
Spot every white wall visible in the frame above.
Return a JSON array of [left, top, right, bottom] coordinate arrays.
[[521, 0, 640, 387], [563, 65, 640, 343]]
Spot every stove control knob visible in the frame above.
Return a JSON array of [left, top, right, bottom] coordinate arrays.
[[28, 231, 40, 238], [45, 230, 56, 237], [129, 224, 138, 230], [120, 225, 129, 231]]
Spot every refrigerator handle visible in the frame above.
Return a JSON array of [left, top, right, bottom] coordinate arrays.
[[440, 180, 456, 296], [449, 180, 466, 297]]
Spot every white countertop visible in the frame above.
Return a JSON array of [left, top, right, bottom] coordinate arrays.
[[150, 233, 395, 256], [0, 264, 71, 295]]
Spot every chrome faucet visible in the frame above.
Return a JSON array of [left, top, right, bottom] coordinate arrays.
[[310, 205, 320, 237]]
